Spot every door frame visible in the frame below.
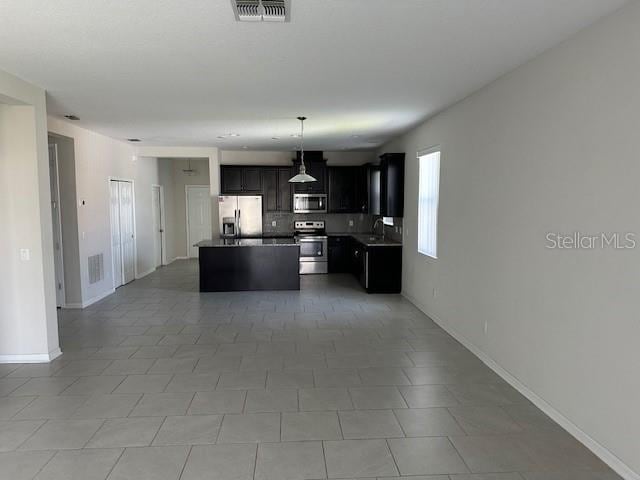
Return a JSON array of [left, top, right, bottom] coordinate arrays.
[[48, 143, 66, 307], [108, 177, 138, 289], [185, 185, 211, 258], [151, 184, 167, 267]]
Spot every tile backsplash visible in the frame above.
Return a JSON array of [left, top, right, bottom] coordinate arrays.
[[263, 212, 403, 243], [263, 212, 377, 236]]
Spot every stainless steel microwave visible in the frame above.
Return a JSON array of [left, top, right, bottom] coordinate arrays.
[[293, 194, 327, 213]]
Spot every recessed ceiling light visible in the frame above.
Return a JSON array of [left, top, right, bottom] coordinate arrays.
[[228, 133, 240, 137], [290, 134, 301, 138], [271, 137, 280, 140], [64, 115, 80, 121], [217, 136, 226, 139], [127, 138, 141, 142]]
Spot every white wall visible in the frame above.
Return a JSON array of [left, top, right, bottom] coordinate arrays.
[[220, 150, 376, 166], [0, 69, 60, 362], [382, 3, 640, 477], [47, 118, 175, 305]]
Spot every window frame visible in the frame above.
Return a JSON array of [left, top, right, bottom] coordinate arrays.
[[417, 146, 441, 259]]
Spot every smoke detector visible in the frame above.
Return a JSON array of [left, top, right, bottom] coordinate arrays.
[[231, 0, 290, 22]]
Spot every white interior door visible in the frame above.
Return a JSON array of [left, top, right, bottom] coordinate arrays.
[[48, 144, 65, 306], [152, 185, 164, 268], [110, 180, 136, 288], [118, 181, 136, 284], [186, 186, 212, 258], [110, 180, 123, 288]]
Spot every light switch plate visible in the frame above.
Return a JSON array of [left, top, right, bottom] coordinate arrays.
[[348, 220, 354, 227], [271, 220, 277, 227], [20, 248, 30, 261]]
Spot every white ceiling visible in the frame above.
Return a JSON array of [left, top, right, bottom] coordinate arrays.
[[0, 0, 626, 150]]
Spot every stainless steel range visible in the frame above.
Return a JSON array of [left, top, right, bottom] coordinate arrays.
[[294, 221, 328, 274]]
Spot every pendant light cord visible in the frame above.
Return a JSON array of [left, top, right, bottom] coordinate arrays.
[[298, 116, 306, 170]]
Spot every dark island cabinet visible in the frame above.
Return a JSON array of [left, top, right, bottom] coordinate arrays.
[[328, 167, 368, 213], [221, 166, 262, 194], [262, 167, 293, 212]]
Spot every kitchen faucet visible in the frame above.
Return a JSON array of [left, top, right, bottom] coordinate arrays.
[[373, 218, 385, 240]]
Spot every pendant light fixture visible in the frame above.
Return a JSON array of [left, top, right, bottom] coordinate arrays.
[[289, 116, 317, 183]]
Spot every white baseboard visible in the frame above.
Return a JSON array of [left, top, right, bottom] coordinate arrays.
[[62, 302, 82, 309], [0, 347, 62, 364], [63, 288, 116, 309], [166, 256, 188, 265], [136, 267, 156, 279], [402, 291, 639, 480]]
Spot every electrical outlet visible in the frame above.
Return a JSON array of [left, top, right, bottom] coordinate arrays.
[[348, 220, 354, 227], [484, 321, 488, 335], [271, 220, 277, 227], [20, 248, 30, 261]]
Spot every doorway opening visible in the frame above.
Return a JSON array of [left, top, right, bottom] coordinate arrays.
[[48, 143, 65, 307]]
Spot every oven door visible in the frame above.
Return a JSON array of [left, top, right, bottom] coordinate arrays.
[[294, 194, 327, 213], [296, 236, 328, 274]]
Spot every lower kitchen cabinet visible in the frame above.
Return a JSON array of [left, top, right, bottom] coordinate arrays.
[[328, 235, 402, 293], [351, 242, 402, 293], [328, 236, 353, 273]]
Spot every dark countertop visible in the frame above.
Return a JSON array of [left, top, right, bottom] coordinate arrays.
[[196, 237, 298, 248], [329, 232, 402, 247]]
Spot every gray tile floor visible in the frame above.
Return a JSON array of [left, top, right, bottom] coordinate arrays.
[[0, 260, 621, 480]]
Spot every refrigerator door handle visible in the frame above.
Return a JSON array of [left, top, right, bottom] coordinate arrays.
[[236, 209, 241, 237]]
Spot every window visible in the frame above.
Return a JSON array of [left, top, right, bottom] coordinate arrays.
[[417, 148, 441, 258], [383, 217, 394, 226]]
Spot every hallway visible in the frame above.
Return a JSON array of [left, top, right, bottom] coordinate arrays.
[[0, 261, 618, 479]]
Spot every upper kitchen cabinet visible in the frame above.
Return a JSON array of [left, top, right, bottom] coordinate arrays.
[[221, 166, 263, 194], [328, 166, 368, 213], [262, 167, 293, 212], [293, 151, 327, 194], [370, 153, 405, 217]]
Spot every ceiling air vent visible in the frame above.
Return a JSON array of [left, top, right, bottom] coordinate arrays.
[[231, 0, 290, 22]]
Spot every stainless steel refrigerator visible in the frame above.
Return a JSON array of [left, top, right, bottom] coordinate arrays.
[[218, 195, 263, 238]]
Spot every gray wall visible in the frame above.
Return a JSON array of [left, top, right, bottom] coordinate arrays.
[[381, 2, 640, 475], [48, 133, 82, 306]]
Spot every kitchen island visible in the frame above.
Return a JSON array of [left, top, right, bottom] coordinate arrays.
[[196, 238, 300, 292]]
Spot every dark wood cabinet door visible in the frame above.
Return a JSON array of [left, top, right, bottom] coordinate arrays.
[[242, 167, 262, 192], [221, 166, 243, 193], [379, 153, 405, 217], [328, 236, 353, 273], [355, 167, 369, 213], [262, 168, 278, 212], [277, 167, 293, 211], [328, 167, 367, 213]]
